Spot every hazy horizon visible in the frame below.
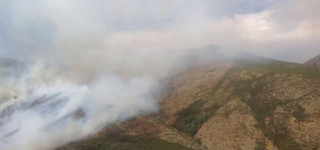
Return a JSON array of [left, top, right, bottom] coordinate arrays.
[[0, 0, 319, 63]]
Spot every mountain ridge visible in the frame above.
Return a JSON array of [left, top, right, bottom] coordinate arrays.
[[1, 50, 320, 150], [60, 51, 320, 150]]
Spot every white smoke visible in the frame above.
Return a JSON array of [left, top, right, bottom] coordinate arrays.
[[0, 1, 190, 148], [0, 62, 164, 150], [0, 1, 196, 148]]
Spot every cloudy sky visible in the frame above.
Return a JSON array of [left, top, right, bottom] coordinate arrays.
[[0, 0, 319, 63]]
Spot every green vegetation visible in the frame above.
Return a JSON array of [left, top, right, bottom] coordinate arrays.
[[173, 100, 207, 136], [59, 133, 193, 150], [173, 99, 220, 136], [182, 112, 207, 135]]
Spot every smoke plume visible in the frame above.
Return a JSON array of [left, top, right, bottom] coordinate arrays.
[[0, 48, 190, 150], [0, 1, 188, 149]]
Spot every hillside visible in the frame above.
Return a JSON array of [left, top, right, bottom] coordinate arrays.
[[57, 49, 320, 150], [304, 55, 320, 69]]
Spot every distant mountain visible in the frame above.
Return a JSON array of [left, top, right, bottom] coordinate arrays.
[[304, 55, 320, 68]]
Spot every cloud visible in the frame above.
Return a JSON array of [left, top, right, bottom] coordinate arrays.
[[0, 0, 318, 63]]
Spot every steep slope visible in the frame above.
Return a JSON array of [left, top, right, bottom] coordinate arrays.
[[60, 51, 320, 150], [304, 55, 320, 68], [193, 61, 320, 150]]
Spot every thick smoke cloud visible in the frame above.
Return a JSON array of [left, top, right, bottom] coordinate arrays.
[[0, 63, 163, 150], [0, 1, 189, 149]]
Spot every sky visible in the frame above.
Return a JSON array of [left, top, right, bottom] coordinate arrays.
[[0, 0, 319, 63]]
